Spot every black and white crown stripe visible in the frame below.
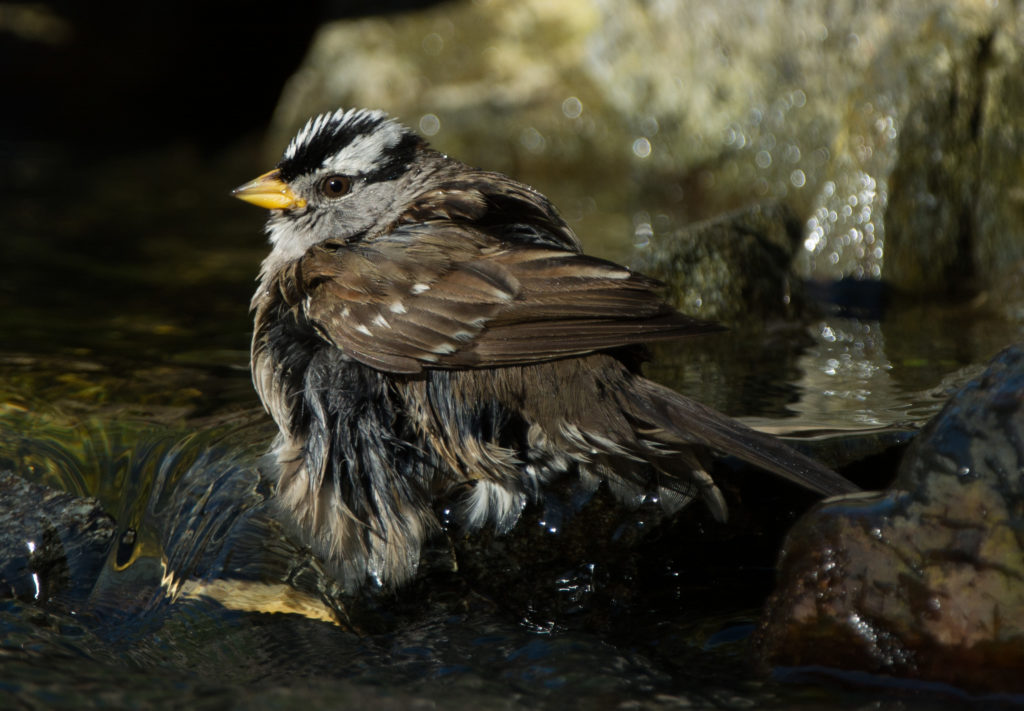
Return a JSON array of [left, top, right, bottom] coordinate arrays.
[[278, 108, 421, 184]]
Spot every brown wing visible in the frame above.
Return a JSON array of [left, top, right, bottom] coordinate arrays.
[[298, 224, 721, 374]]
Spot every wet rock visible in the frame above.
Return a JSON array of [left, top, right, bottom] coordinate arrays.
[[809, 4, 1024, 292], [139, 445, 352, 626], [754, 344, 1024, 692], [0, 470, 116, 604], [635, 202, 803, 323], [0, 422, 352, 626], [764, 2, 1024, 292]]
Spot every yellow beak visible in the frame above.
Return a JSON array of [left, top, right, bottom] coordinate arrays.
[[232, 169, 306, 210]]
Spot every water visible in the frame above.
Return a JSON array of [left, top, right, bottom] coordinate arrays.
[[1, 139, 1020, 709]]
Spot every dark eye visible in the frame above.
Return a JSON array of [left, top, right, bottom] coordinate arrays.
[[320, 175, 351, 198]]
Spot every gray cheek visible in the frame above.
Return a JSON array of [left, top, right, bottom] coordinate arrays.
[[350, 182, 405, 228], [323, 185, 399, 239], [324, 204, 372, 239]]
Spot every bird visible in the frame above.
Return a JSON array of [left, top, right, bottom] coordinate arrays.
[[232, 108, 858, 591]]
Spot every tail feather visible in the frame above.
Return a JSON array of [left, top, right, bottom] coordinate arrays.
[[627, 377, 859, 498]]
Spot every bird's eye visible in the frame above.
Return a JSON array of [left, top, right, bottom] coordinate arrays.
[[320, 175, 351, 198]]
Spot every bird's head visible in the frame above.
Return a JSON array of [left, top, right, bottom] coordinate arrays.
[[233, 108, 428, 263]]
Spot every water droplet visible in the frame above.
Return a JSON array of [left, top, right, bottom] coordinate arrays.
[[561, 96, 582, 119], [790, 169, 806, 188], [419, 113, 441, 136], [632, 137, 652, 158], [520, 126, 546, 154], [633, 222, 653, 248]]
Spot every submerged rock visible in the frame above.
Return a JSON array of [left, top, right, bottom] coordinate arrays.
[[0, 429, 349, 627], [755, 344, 1024, 692], [0, 470, 116, 604]]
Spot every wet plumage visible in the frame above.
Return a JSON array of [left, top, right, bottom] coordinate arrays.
[[234, 108, 858, 589]]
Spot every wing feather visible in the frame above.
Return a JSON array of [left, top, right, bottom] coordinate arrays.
[[296, 224, 720, 373]]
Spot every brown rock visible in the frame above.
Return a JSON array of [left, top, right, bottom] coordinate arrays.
[[755, 344, 1024, 692]]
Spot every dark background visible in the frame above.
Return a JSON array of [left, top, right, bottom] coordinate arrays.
[[1, 2, 441, 150]]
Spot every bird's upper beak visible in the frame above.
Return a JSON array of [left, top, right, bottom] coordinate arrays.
[[232, 169, 306, 210]]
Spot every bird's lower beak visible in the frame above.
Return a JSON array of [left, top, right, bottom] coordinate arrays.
[[232, 169, 306, 210]]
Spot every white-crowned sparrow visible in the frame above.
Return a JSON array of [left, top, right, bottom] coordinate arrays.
[[233, 108, 857, 590]]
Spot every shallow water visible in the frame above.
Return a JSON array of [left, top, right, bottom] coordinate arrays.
[[1, 140, 1021, 709]]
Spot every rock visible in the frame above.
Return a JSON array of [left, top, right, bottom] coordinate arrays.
[[754, 344, 1024, 692], [779, 1, 1024, 291], [635, 202, 803, 324], [0, 427, 351, 626], [826, 4, 1024, 292], [0, 470, 116, 604]]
